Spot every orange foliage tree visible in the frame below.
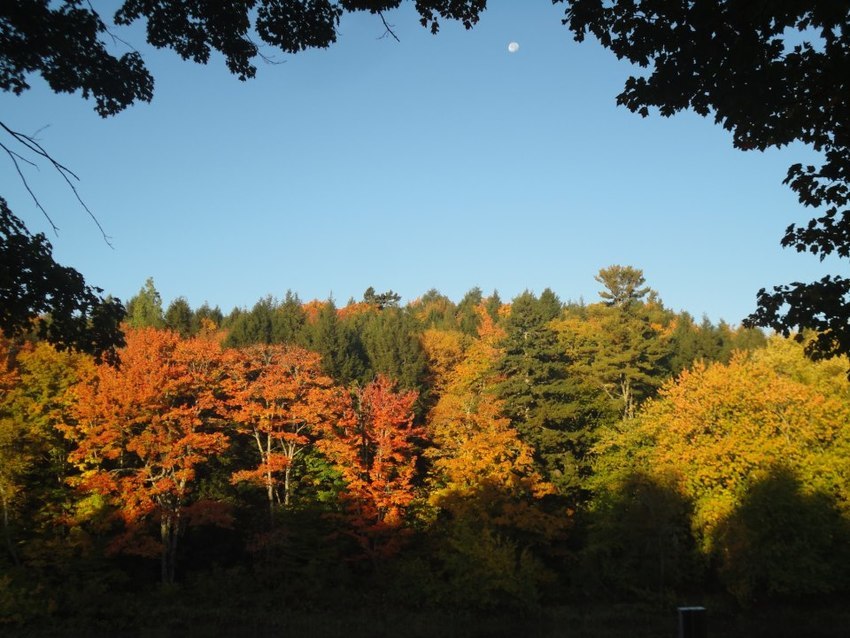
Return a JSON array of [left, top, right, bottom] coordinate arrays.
[[318, 375, 422, 560], [226, 344, 347, 515], [64, 328, 232, 583]]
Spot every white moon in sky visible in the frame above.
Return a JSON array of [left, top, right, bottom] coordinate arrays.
[[508, 41, 520, 53]]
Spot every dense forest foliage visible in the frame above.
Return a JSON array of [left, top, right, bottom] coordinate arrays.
[[2, 266, 849, 633]]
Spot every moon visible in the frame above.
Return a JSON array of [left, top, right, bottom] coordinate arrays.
[[507, 41, 519, 53]]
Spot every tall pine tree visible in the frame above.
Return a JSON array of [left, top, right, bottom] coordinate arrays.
[[125, 278, 165, 329], [495, 291, 588, 495]]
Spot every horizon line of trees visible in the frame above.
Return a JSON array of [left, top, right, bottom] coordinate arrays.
[[2, 266, 848, 629]]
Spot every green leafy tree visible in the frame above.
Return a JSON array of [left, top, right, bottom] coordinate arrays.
[[594, 265, 650, 309], [666, 312, 767, 376], [456, 287, 484, 335], [225, 296, 276, 347], [495, 291, 587, 494], [306, 299, 366, 385], [222, 306, 243, 330], [125, 277, 165, 330], [359, 306, 427, 393], [537, 287, 563, 321], [271, 291, 308, 344], [554, 267, 671, 421], [164, 296, 193, 338], [362, 286, 401, 310], [580, 472, 698, 601]]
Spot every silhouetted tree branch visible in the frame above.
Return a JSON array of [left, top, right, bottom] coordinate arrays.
[[0, 121, 112, 246], [560, 0, 850, 360], [378, 11, 401, 42]]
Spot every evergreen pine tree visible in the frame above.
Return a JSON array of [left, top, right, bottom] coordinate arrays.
[[164, 297, 193, 338], [360, 307, 427, 394], [225, 296, 275, 347], [272, 291, 308, 344], [307, 299, 366, 384], [555, 268, 672, 422], [484, 290, 503, 323], [495, 291, 588, 494], [456, 287, 484, 335], [538, 288, 563, 321], [125, 278, 165, 329]]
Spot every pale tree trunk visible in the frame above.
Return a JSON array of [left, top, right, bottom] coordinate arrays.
[[253, 428, 275, 522], [284, 461, 292, 508], [266, 433, 275, 521], [282, 433, 305, 509], [620, 377, 635, 420]]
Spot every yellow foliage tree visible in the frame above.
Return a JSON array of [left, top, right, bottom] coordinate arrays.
[[596, 339, 850, 553], [0, 338, 93, 566], [423, 306, 568, 607], [419, 327, 468, 398]]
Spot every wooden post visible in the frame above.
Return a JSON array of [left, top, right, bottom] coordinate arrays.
[[678, 606, 706, 638]]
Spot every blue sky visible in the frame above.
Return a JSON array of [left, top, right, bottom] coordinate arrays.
[[1, 2, 836, 323]]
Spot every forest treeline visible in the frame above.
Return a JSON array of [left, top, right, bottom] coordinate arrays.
[[2, 266, 849, 630]]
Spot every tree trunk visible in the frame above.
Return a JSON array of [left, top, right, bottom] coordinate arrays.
[[160, 512, 179, 584], [284, 463, 291, 508], [621, 377, 635, 420], [1, 491, 20, 566], [265, 433, 275, 522]]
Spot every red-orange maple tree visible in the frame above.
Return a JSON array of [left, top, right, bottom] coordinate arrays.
[[319, 375, 422, 559], [64, 328, 231, 583], [226, 344, 346, 514]]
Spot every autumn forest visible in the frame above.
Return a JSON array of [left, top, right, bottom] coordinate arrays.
[[2, 266, 850, 635]]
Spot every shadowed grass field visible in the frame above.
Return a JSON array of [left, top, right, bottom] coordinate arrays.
[[6, 596, 850, 638]]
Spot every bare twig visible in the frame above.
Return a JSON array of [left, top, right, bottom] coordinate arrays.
[[378, 11, 401, 42], [30, 124, 51, 140], [248, 35, 286, 66], [1, 121, 113, 247], [2, 123, 81, 180], [0, 144, 38, 169], [1, 140, 59, 234], [86, 0, 141, 55]]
